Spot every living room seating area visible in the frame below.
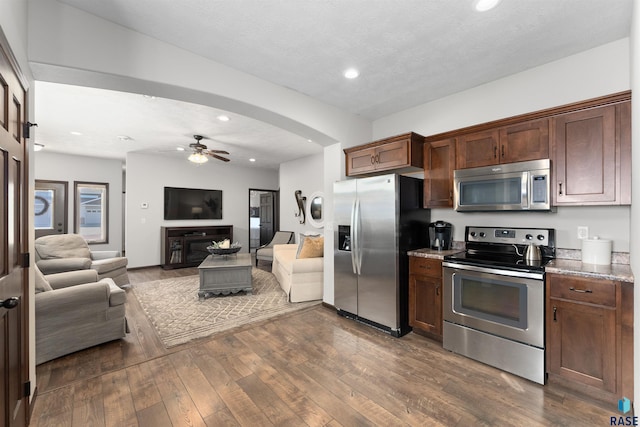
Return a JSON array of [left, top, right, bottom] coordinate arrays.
[[34, 234, 130, 287], [272, 234, 324, 303], [34, 265, 128, 364]]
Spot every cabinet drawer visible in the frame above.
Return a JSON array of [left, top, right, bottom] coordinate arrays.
[[549, 275, 616, 307], [409, 257, 442, 278]]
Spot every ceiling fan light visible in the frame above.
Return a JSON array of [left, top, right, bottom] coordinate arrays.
[[474, 0, 501, 11], [188, 152, 208, 163]]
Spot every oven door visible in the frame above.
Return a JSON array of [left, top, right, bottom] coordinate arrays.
[[442, 264, 544, 348]]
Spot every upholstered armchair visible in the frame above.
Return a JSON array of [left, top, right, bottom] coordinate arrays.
[[34, 234, 130, 287], [34, 265, 128, 364], [255, 231, 294, 266]]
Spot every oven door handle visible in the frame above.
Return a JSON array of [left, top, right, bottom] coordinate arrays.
[[442, 261, 544, 280]]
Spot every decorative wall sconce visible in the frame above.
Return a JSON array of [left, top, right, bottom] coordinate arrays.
[[294, 190, 306, 224]]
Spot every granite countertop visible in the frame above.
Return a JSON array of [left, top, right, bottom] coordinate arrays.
[[407, 248, 463, 260], [408, 246, 634, 283], [545, 258, 634, 283]]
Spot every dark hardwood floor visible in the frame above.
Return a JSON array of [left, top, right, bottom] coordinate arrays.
[[30, 262, 618, 426]]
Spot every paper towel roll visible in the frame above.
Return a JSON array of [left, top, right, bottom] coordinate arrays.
[[581, 237, 612, 265]]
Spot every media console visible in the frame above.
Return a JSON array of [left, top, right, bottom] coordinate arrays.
[[161, 225, 233, 269]]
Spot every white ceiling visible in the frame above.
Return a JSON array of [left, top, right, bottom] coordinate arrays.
[[35, 0, 633, 168]]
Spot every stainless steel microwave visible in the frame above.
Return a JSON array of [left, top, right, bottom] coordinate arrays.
[[453, 159, 552, 211]]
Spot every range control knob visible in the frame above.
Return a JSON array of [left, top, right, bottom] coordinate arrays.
[[525, 234, 533, 240], [537, 234, 546, 241], [470, 231, 477, 237], [479, 232, 486, 238]]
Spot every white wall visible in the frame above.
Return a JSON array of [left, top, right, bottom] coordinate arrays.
[[374, 39, 630, 137], [279, 153, 325, 240], [322, 143, 343, 304], [34, 152, 125, 252], [371, 38, 632, 253], [126, 153, 278, 268]]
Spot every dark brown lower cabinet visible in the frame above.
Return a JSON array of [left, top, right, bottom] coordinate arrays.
[[409, 257, 442, 341], [546, 273, 633, 403]]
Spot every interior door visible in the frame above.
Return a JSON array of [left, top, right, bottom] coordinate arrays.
[[34, 180, 68, 238], [259, 192, 274, 245], [0, 31, 29, 427]]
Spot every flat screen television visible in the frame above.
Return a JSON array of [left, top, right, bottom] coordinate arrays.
[[164, 187, 222, 220]]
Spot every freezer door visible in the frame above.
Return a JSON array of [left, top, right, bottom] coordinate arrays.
[[357, 174, 399, 330], [333, 179, 358, 315]]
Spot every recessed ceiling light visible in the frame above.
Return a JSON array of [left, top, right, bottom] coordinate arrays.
[[70, 131, 82, 136], [217, 115, 230, 122], [176, 147, 185, 151], [307, 139, 313, 143], [344, 68, 359, 79], [249, 158, 256, 162], [34, 143, 44, 152], [117, 135, 132, 141], [142, 94, 157, 100], [474, 0, 501, 11]]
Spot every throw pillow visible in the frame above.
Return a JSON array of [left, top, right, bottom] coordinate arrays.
[[296, 234, 324, 259], [34, 266, 53, 293]]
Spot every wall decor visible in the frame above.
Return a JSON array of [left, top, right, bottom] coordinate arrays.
[[307, 191, 324, 228], [294, 190, 306, 224]]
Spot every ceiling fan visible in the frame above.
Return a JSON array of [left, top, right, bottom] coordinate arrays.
[[188, 135, 230, 164]]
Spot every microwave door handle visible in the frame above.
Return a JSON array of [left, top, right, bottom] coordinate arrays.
[[350, 199, 357, 275], [522, 171, 529, 209]]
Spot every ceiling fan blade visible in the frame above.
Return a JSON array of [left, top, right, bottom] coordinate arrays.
[[205, 149, 230, 155], [210, 153, 230, 162]]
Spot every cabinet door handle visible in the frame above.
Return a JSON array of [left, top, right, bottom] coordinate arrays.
[[375, 154, 380, 164], [558, 182, 563, 195], [435, 285, 440, 296], [493, 146, 497, 159], [371, 155, 375, 165], [501, 145, 505, 158], [569, 287, 593, 293], [553, 306, 557, 322]]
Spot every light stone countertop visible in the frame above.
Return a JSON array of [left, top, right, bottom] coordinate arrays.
[[545, 258, 634, 283], [408, 246, 634, 283], [407, 248, 464, 260]]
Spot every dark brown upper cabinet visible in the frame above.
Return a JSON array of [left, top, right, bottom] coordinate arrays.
[[345, 132, 424, 176], [552, 101, 631, 206], [423, 138, 456, 208]]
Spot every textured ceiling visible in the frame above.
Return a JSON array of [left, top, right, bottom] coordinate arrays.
[[34, 81, 320, 169], [35, 0, 633, 166]]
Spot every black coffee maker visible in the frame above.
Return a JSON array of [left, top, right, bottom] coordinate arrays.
[[428, 221, 453, 250]]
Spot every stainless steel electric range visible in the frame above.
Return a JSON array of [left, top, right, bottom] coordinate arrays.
[[442, 226, 556, 384]]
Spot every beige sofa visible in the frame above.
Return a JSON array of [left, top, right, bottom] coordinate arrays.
[[272, 244, 323, 302]]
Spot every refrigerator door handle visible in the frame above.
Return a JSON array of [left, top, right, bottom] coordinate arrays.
[[354, 198, 362, 275], [350, 199, 357, 274]]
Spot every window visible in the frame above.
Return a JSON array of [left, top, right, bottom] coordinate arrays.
[[34, 189, 54, 230], [74, 181, 108, 244], [34, 180, 68, 238]]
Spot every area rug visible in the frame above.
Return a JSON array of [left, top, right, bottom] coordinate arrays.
[[132, 269, 320, 348]]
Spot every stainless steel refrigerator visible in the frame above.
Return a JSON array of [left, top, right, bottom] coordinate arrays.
[[334, 174, 430, 337]]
